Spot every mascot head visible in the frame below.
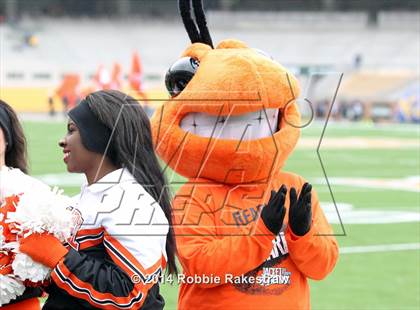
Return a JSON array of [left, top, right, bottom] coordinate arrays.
[[151, 0, 301, 184]]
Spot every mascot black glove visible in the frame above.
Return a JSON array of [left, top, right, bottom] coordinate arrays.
[[289, 183, 312, 236], [261, 185, 287, 235]]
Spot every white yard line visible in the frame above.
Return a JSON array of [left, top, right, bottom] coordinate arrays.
[[309, 122, 420, 133], [321, 203, 420, 224], [340, 243, 420, 254], [315, 176, 420, 192], [297, 137, 419, 149]]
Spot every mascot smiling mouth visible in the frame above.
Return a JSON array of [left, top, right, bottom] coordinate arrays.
[[180, 108, 280, 140]]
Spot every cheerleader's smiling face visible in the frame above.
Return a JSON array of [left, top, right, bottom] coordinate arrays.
[[59, 121, 98, 173]]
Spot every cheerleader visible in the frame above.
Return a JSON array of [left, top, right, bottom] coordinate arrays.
[[0, 100, 43, 309], [18, 90, 177, 309]]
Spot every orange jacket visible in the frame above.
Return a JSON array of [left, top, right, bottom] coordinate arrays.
[[173, 172, 338, 310]]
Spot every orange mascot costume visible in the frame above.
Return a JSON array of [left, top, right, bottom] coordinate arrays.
[[151, 1, 339, 309]]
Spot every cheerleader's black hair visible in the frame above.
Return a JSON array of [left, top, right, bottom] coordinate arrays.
[[0, 100, 28, 174], [84, 90, 178, 275]]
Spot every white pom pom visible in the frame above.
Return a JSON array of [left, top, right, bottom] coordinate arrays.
[[0, 274, 25, 306], [6, 188, 75, 242], [12, 253, 50, 282], [1, 171, 76, 285]]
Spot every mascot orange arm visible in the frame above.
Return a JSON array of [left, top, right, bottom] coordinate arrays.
[[151, 1, 338, 309]]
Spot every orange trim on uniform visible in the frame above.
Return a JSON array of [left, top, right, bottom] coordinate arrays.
[[52, 263, 145, 310], [103, 233, 163, 281], [76, 227, 104, 237], [67, 227, 105, 250]]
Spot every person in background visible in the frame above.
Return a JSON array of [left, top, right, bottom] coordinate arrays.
[[0, 99, 44, 310]]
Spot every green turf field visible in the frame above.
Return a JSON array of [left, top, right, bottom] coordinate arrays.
[[22, 120, 419, 310]]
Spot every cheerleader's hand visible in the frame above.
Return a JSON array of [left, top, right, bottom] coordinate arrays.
[[19, 233, 68, 269], [288, 183, 312, 236]]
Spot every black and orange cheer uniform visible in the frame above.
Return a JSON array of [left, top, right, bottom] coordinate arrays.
[[43, 168, 169, 309]]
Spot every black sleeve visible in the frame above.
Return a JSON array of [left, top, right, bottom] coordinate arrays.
[[62, 248, 134, 297]]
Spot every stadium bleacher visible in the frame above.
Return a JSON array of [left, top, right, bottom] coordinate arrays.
[[1, 12, 418, 120], [1, 12, 418, 86]]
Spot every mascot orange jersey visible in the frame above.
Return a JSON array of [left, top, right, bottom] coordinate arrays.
[[151, 1, 338, 309]]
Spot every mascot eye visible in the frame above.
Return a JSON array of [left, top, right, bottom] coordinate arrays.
[[165, 57, 199, 97]]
